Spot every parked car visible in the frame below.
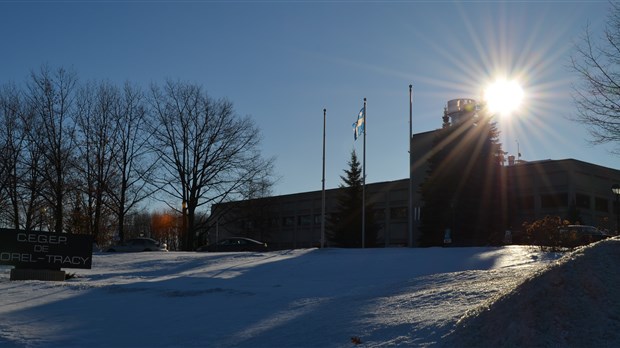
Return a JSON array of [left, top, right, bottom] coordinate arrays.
[[197, 237, 268, 252], [107, 237, 168, 252], [558, 225, 610, 247]]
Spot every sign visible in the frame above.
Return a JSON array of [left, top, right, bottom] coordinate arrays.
[[0, 229, 93, 269]]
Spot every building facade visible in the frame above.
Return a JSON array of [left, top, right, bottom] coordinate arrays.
[[508, 158, 620, 232], [211, 179, 412, 249], [211, 148, 620, 249], [209, 99, 620, 248]]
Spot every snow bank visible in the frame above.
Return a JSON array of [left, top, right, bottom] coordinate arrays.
[[441, 238, 620, 347], [0, 246, 560, 347]]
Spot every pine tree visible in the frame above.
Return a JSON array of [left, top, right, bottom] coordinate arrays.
[[328, 150, 378, 247], [419, 115, 505, 246]]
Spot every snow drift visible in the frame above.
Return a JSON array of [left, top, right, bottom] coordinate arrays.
[[1, 240, 617, 347], [441, 238, 620, 347]]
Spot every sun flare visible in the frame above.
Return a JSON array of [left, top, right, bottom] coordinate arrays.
[[483, 79, 525, 117]]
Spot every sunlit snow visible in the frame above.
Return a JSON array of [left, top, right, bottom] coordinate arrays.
[[1, 240, 618, 347]]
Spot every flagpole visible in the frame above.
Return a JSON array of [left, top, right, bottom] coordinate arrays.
[[408, 84, 414, 247], [321, 108, 326, 249], [362, 97, 367, 248]]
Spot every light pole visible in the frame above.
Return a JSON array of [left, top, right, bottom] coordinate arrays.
[[612, 184, 620, 235]]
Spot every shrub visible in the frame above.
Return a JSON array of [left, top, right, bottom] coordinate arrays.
[[522, 216, 576, 252]]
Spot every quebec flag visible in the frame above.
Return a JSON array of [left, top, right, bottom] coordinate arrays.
[[353, 107, 365, 141]]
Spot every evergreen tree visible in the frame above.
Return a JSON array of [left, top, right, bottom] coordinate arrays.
[[419, 114, 505, 246], [328, 150, 378, 247]]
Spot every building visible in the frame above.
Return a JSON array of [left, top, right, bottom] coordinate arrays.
[[209, 99, 620, 248], [509, 158, 620, 231], [211, 179, 411, 249]]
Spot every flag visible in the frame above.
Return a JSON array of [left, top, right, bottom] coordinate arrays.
[[353, 107, 365, 141]]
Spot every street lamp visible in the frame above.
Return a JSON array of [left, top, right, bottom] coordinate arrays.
[[612, 184, 620, 235]]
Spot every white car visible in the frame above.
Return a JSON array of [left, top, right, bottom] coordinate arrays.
[[106, 238, 168, 252]]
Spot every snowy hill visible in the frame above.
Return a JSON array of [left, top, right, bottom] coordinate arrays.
[[442, 238, 620, 347], [0, 241, 616, 347]]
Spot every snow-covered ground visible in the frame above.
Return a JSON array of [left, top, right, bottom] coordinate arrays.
[[0, 239, 617, 347]]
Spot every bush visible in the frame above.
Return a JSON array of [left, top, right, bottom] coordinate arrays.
[[522, 216, 577, 252]]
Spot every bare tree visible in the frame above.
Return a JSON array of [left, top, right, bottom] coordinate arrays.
[[123, 211, 153, 240], [149, 80, 274, 250], [19, 103, 48, 231], [73, 81, 157, 243], [0, 83, 24, 228], [571, 2, 620, 152], [25, 66, 78, 233], [0, 83, 48, 231], [108, 83, 158, 243], [74, 81, 119, 240]]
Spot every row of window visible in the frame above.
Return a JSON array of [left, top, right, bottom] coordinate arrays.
[[241, 207, 409, 229], [517, 193, 612, 212], [243, 193, 617, 230]]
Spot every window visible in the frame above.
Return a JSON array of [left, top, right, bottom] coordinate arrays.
[[298, 215, 312, 226], [595, 197, 609, 212], [390, 207, 407, 220], [373, 209, 386, 220], [540, 193, 567, 209], [517, 196, 535, 210], [282, 216, 295, 226], [575, 193, 590, 209], [313, 214, 322, 225]]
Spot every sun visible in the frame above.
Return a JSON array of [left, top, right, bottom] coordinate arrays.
[[483, 79, 525, 117]]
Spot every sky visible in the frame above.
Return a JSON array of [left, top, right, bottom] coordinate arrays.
[[2, 241, 619, 346], [0, 0, 615, 199]]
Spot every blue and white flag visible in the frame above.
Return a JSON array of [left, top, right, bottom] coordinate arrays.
[[353, 107, 365, 141]]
